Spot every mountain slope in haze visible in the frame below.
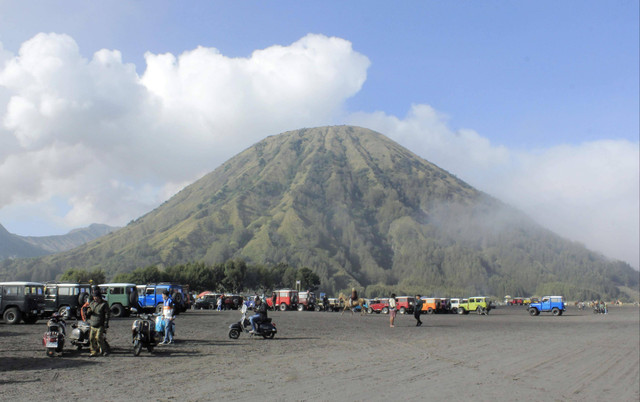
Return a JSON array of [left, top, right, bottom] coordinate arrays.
[[2, 126, 636, 299], [0, 223, 120, 260], [21, 224, 120, 253], [0, 224, 50, 260]]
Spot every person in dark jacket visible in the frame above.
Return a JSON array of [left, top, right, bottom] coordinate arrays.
[[249, 297, 268, 333], [86, 289, 110, 356], [414, 295, 423, 326]]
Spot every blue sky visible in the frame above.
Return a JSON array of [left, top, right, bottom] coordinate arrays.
[[0, 1, 638, 268]]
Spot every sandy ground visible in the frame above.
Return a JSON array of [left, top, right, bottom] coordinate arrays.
[[0, 305, 638, 401]]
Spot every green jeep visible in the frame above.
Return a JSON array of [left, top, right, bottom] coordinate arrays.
[[98, 283, 139, 317], [457, 296, 491, 315]]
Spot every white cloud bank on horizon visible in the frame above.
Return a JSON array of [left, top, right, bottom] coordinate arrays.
[[0, 33, 637, 269]]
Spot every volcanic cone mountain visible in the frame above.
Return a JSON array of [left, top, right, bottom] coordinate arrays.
[[2, 126, 636, 298]]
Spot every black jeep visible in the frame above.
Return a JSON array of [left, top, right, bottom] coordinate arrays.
[[0, 281, 45, 324], [44, 282, 92, 318]]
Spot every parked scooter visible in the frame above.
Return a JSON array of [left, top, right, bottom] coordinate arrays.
[[68, 319, 90, 350], [131, 314, 163, 356], [228, 304, 277, 339], [43, 313, 66, 357]]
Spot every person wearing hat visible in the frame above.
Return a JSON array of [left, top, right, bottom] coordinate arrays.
[[86, 289, 110, 356], [160, 290, 175, 345]]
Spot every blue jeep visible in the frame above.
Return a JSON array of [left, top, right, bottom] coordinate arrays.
[[528, 296, 565, 316], [137, 283, 187, 315]]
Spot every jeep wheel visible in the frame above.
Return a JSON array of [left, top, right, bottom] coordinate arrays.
[[367, 307, 373, 314], [399, 307, 406, 314], [297, 304, 304, 312], [3, 307, 21, 325], [529, 308, 538, 316], [381, 307, 389, 314], [229, 329, 240, 339], [451, 307, 458, 314], [552, 308, 560, 316], [279, 303, 287, 311], [315, 305, 322, 312], [427, 308, 434, 314], [476, 307, 483, 315], [58, 306, 70, 318], [156, 304, 164, 314], [133, 338, 143, 356], [78, 292, 89, 306], [457, 308, 464, 315], [110, 303, 124, 317]]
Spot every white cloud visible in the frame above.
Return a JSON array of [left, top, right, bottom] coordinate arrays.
[[0, 32, 637, 271], [348, 107, 640, 269], [0, 32, 369, 233]]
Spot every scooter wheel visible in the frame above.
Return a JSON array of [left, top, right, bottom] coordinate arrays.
[[133, 339, 143, 356], [263, 332, 275, 339], [229, 329, 240, 339]]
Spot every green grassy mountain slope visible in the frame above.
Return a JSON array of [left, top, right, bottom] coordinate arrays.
[[2, 126, 636, 299]]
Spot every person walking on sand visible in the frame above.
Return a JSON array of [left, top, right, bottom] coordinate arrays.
[[216, 295, 222, 311], [389, 293, 397, 328], [414, 295, 423, 327]]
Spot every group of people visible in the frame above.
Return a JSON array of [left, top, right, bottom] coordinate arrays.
[[80, 288, 177, 356]]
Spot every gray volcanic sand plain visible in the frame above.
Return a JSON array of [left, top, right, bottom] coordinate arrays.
[[1, 305, 638, 401]]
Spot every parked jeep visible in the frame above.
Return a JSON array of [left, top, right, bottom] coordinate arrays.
[[528, 296, 566, 316], [450, 298, 461, 314], [420, 297, 441, 314], [297, 291, 316, 311], [44, 282, 92, 318], [396, 296, 415, 314], [457, 297, 491, 315], [137, 283, 187, 314], [367, 298, 390, 314], [98, 283, 138, 317], [0, 281, 45, 324], [194, 294, 220, 310], [266, 289, 298, 311]]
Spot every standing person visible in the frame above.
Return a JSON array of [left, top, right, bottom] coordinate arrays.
[[160, 290, 175, 345], [414, 295, 423, 326], [271, 292, 277, 311], [322, 294, 329, 312], [389, 293, 397, 328], [86, 289, 110, 357], [216, 295, 222, 311]]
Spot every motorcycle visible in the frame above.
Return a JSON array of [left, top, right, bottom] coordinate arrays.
[[228, 304, 277, 340], [68, 319, 91, 350], [43, 313, 66, 357], [131, 314, 163, 356]]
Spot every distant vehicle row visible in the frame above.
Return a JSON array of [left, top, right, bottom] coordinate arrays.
[[0, 281, 190, 324]]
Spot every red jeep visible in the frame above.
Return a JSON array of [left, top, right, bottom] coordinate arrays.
[[395, 296, 415, 314], [367, 299, 390, 314], [266, 289, 299, 311], [296, 291, 316, 311]]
